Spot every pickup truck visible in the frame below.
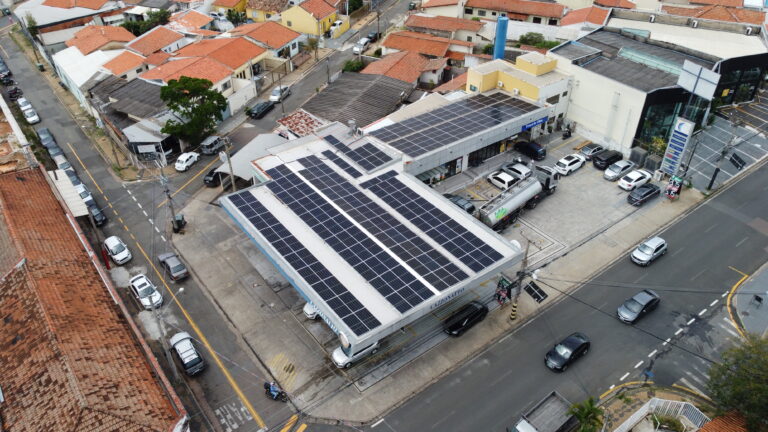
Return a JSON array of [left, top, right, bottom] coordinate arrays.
[[514, 391, 578, 432]]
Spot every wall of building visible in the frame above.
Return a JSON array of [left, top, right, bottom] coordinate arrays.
[[281, 7, 336, 35], [422, 5, 462, 18], [505, 21, 579, 42]]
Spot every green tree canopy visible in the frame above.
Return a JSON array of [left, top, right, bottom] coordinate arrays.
[[568, 397, 604, 432], [226, 9, 246, 26], [25, 13, 39, 38], [160, 76, 228, 147], [121, 9, 171, 36], [708, 334, 768, 431], [519, 32, 545, 46]]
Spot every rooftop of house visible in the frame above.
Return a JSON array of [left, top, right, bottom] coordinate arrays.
[[126, 25, 185, 56], [101, 50, 146, 76], [560, 6, 610, 26], [362, 51, 447, 84], [140, 56, 232, 83], [690, 0, 742, 7], [661, 4, 765, 25], [298, 0, 337, 19], [464, 0, 566, 18], [475, 58, 568, 86], [405, 14, 484, 32], [15, 0, 120, 27], [169, 9, 214, 30], [65, 25, 135, 55], [277, 109, 327, 137], [699, 413, 747, 432], [433, 72, 467, 93], [145, 50, 172, 65], [382, 31, 472, 57], [246, 0, 289, 11], [594, 0, 636, 8], [175, 37, 266, 68], [421, 0, 459, 7], [94, 76, 167, 119], [214, 0, 243, 7], [0, 167, 183, 432], [230, 21, 301, 49], [42, 0, 109, 10]]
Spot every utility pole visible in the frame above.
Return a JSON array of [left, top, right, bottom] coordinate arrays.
[[277, 71, 285, 116], [326, 57, 331, 85], [159, 173, 178, 235], [226, 138, 237, 193]]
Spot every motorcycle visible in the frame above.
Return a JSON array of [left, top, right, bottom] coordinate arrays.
[[263, 381, 288, 402], [1, 78, 17, 86], [8, 87, 22, 96], [562, 126, 572, 139], [8, 92, 21, 101]]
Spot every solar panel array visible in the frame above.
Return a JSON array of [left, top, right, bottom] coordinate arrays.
[[362, 172, 504, 273], [228, 191, 381, 336], [369, 93, 540, 157], [322, 150, 362, 178], [266, 164, 435, 313], [323, 135, 393, 171], [298, 156, 468, 290]]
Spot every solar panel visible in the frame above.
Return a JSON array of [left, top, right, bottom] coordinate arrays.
[[323, 135, 393, 171], [298, 156, 467, 291], [322, 150, 362, 178], [228, 191, 380, 335], [266, 165, 434, 313], [363, 173, 504, 273]]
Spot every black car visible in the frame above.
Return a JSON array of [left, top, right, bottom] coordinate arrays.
[[203, 167, 222, 187], [367, 31, 380, 43], [443, 301, 488, 336], [545, 332, 590, 371], [627, 183, 660, 206], [443, 193, 475, 214], [592, 150, 622, 169], [64, 169, 81, 186], [246, 101, 274, 119], [617, 290, 660, 324], [514, 141, 546, 161], [37, 127, 57, 149], [87, 204, 107, 227]]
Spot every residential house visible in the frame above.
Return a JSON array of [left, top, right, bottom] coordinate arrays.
[[65, 24, 135, 54], [699, 413, 746, 432], [171, 0, 204, 10], [419, 0, 460, 17], [276, 109, 327, 138], [125, 25, 189, 56], [404, 13, 485, 45], [433, 72, 467, 93], [593, 0, 636, 8], [281, 0, 337, 36], [689, 0, 742, 6], [559, 6, 610, 37], [231, 21, 303, 59], [246, 0, 289, 22], [380, 31, 473, 66], [167, 9, 217, 37], [174, 36, 268, 81], [101, 50, 148, 80], [661, 4, 765, 25], [462, 0, 566, 25], [213, 0, 248, 15], [362, 50, 448, 88]]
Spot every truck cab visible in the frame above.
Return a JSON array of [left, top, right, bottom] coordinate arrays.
[[514, 391, 577, 432]]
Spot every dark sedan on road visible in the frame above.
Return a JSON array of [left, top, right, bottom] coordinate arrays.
[[36, 127, 56, 148], [443, 301, 488, 336], [246, 101, 274, 119], [617, 290, 660, 324], [627, 183, 661, 206], [545, 332, 590, 372]]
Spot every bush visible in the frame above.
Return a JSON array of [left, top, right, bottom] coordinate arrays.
[[343, 59, 365, 72], [519, 32, 545, 46], [373, 48, 382, 58], [653, 415, 684, 432], [482, 44, 494, 55]]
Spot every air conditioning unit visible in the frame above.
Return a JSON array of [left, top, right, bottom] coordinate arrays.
[[512, 88, 520, 96], [692, 20, 698, 28], [498, 81, 504, 88], [649, 14, 655, 23]]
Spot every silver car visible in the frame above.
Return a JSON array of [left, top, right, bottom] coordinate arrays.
[[158, 252, 189, 281], [631, 236, 667, 266], [129, 274, 163, 310], [617, 290, 660, 324], [604, 160, 636, 181], [104, 235, 132, 265], [579, 143, 604, 160]]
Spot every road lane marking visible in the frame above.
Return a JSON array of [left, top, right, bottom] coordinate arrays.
[[295, 424, 308, 432], [691, 269, 706, 281], [609, 385, 615, 391], [718, 322, 740, 338], [69, 144, 106, 194], [371, 419, 385, 428], [137, 202, 142, 209], [634, 361, 643, 369], [132, 195, 137, 202], [663, 338, 671, 346], [721, 291, 728, 298], [279, 415, 298, 432], [678, 378, 706, 397], [126, 189, 132, 195], [704, 223, 718, 233], [154, 226, 160, 233], [710, 299, 718, 307], [726, 268, 749, 339], [619, 372, 629, 381], [143, 210, 148, 217], [686, 318, 696, 325], [671, 247, 685, 257], [735, 236, 749, 248], [148, 218, 154, 225], [675, 328, 684, 335], [161, 235, 166, 242], [633, 273, 647, 283], [156, 157, 219, 209], [648, 350, 657, 358], [698, 308, 707, 316]]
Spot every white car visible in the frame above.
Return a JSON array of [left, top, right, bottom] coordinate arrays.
[[23, 108, 40, 124], [170, 332, 206, 376], [501, 162, 532, 180], [618, 169, 652, 191], [174, 152, 200, 172], [75, 183, 95, 206], [269, 85, 291, 102], [104, 235, 132, 265], [17, 97, 32, 111], [487, 171, 519, 190], [303, 302, 319, 319], [352, 37, 371, 54], [129, 274, 163, 310], [554, 153, 586, 175]]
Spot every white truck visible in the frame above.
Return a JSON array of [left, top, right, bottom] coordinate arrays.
[[478, 165, 558, 231], [514, 391, 578, 432]]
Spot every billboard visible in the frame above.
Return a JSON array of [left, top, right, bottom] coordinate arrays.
[[660, 117, 695, 176], [678, 60, 720, 101]]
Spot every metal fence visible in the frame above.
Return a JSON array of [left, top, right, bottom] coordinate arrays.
[[612, 398, 710, 432]]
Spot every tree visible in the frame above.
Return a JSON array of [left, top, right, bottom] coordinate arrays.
[[25, 13, 39, 38], [519, 32, 545, 46], [121, 9, 171, 36], [147, 9, 170, 25], [226, 9, 246, 26], [708, 334, 768, 431], [160, 77, 228, 147], [342, 59, 364, 72], [568, 397, 603, 432], [482, 43, 494, 55]]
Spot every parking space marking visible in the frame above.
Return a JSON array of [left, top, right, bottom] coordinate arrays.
[[735, 236, 749, 248], [634, 361, 643, 369], [710, 299, 719, 307], [698, 308, 707, 317], [647, 349, 657, 358], [686, 318, 696, 325], [619, 372, 629, 381]]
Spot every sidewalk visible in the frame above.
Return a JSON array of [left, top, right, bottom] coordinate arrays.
[[734, 261, 768, 337]]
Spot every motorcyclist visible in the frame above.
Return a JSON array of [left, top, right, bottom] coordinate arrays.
[[268, 381, 281, 399]]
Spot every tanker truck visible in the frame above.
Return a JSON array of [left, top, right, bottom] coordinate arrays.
[[478, 165, 558, 231]]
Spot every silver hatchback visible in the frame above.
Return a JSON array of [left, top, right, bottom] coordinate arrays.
[[631, 236, 667, 266], [604, 160, 636, 181]]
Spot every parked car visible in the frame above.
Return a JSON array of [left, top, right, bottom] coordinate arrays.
[[158, 252, 189, 281], [367, 31, 380, 43], [47, 144, 64, 158], [104, 235, 132, 265], [554, 154, 586, 176], [592, 150, 623, 170], [23, 107, 40, 124], [618, 170, 652, 191], [269, 85, 291, 102], [209, 11, 223, 19], [203, 167, 223, 187], [129, 274, 163, 310], [352, 37, 371, 54], [36, 127, 56, 148], [175, 152, 200, 172], [514, 141, 546, 161], [170, 332, 206, 376], [501, 162, 532, 180], [246, 101, 274, 119], [487, 171, 520, 190], [64, 168, 81, 186], [617, 290, 660, 324], [332, 341, 380, 368], [443, 193, 476, 214], [630, 236, 667, 266], [579, 143, 604, 161], [329, 19, 344, 35], [52, 154, 72, 171], [545, 332, 590, 372], [443, 301, 488, 336], [603, 160, 636, 181], [627, 183, 661, 206], [303, 302, 319, 319], [87, 203, 107, 227], [16, 97, 31, 111], [75, 183, 95, 206]]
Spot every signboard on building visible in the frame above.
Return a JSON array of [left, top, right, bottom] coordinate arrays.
[[660, 117, 695, 176], [521, 117, 548, 131], [678, 60, 720, 101]]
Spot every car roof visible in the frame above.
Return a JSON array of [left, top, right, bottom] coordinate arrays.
[[636, 183, 659, 192], [562, 332, 588, 347], [633, 290, 658, 304], [104, 236, 122, 247], [562, 154, 578, 161], [614, 160, 632, 167], [492, 171, 515, 180], [643, 236, 665, 248]]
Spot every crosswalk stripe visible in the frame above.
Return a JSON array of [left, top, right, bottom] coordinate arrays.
[[295, 424, 308, 432], [679, 377, 706, 395], [279, 415, 298, 432], [718, 322, 740, 338]]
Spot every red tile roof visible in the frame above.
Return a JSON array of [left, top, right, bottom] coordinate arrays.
[[0, 168, 184, 432], [169, 9, 214, 29], [465, 0, 566, 18], [362, 51, 446, 83], [42, 0, 108, 10], [232, 21, 301, 49], [277, 109, 326, 136], [102, 50, 146, 75], [247, 0, 289, 11], [560, 6, 610, 26], [66, 25, 135, 55], [145, 50, 171, 65], [175, 37, 266, 69], [422, 0, 459, 7], [433, 72, 467, 93], [662, 4, 763, 24], [405, 14, 484, 32], [127, 26, 185, 56], [700, 413, 747, 432], [214, 0, 243, 7], [382, 31, 471, 57], [299, 0, 336, 19], [689, 0, 742, 7], [141, 57, 233, 83], [594, 0, 636, 8]]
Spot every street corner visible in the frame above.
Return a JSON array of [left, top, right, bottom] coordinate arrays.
[[732, 262, 768, 337]]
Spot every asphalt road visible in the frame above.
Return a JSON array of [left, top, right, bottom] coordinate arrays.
[[380, 162, 768, 432]]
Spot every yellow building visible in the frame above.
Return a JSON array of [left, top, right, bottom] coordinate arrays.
[[245, 0, 288, 22], [281, 0, 337, 36], [213, 0, 247, 14]]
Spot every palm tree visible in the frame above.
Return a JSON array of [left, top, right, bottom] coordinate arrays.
[[568, 397, 604, 432]]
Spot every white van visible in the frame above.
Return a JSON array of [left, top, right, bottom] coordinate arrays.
[[199, 135, 225, 155], [332, 341, 379, 368]]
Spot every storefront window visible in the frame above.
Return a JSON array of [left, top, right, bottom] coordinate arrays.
[[468, 142, 503, 167]]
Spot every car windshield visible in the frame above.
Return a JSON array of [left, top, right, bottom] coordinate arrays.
[[24, 110, 35, 118], [79, 190, 90, 199], [137, 284, 154, 297], [638, 243, 654, 254], [625, 298, 643, 313], [554, 344, 572, 357], [110, 242, 125, 254], [556, 161, 566, 168], [271, 88, 282, 96], [171, 263, 186, 273]]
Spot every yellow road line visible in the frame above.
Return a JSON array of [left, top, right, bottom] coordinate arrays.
[[726, 267, 749, 339], [157, 157, 219, 209], [65, 143, 267, 428], [671, 384, 713, 402], [295, 424, 308, 432], [68, 143, 105, 194], [279, 415, 298, 432], [600, 381, 649, 400], [550, 136, 578, 152]]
